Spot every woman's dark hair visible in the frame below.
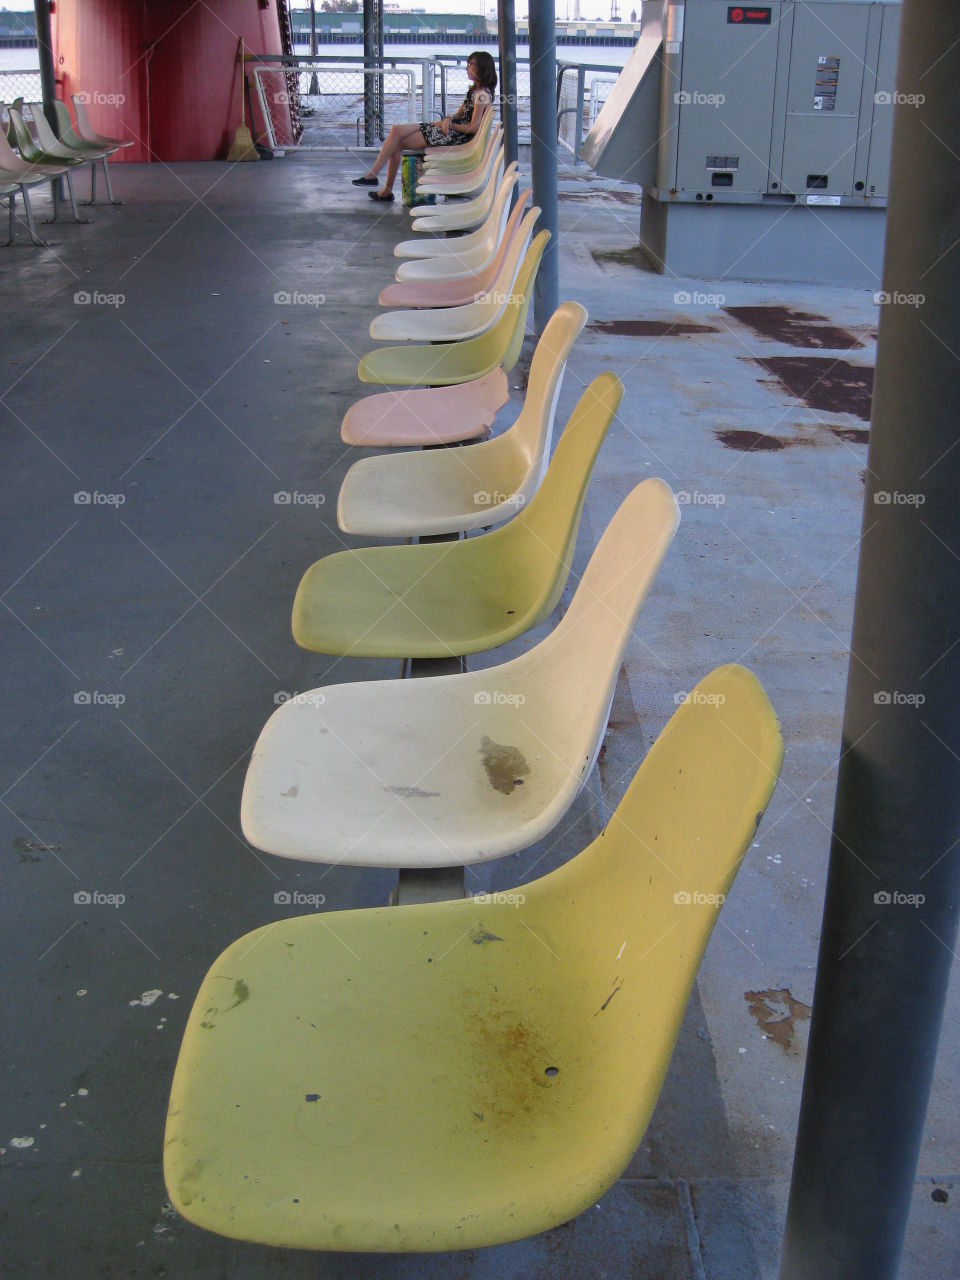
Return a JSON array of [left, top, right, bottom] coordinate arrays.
[[467, 50, 498, 93]]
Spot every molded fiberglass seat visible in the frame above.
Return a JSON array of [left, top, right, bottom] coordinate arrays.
[[296, 367, 615, 657], [421, 107, 493, 171], [368, 205, 538, 343], [380, 189, 532, 306], [0, 103, 68, 182], [410, 153, 504, 234], [48, 99, 121, 204], [340, 367, 509, 447], [393, 163, 516, 261], [166, 665, 783, 1253], [358, 230, 547, 386], [71, 94, 134, 150], [241, 476, 680, 869], [338, 301, 586, 536], [416, 129, 502, 197]]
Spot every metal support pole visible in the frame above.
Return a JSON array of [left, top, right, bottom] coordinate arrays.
[[527, 0, 559, 332], [362, 0, 376, 146], [497, 0, 519, 190], [376, 0, 385, 142], [308, 1, 319, 95], [34, 0, 57, 134], [779, 3, 960, 1278]]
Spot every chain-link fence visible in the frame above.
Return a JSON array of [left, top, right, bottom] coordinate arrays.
[[0, 69, 43, 108], [253, 64, 417, 149]]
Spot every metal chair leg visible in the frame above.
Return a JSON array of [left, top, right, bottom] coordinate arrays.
[[1, 193, 13, 247], [102, 158, 122, 206], [80, 161, 97, 205], [45, 170, 91, 224]]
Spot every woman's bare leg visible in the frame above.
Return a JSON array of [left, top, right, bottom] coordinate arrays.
[[363, 124, 424, 179]]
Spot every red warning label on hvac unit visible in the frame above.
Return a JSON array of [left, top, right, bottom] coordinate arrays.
[[727, 7, 773, 22]]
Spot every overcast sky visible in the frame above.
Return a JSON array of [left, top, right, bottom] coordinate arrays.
[[0, 4, 621, 18]]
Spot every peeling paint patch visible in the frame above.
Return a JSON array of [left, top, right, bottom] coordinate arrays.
[[726, 305, 864, 350], [589, 318, 717, 338], [129, 989, 163, 1007], [753, 356, 874, 420], [9, 1136, 35, 1149], [745, 988, 811, 1051], [385, 785, 441, 799]]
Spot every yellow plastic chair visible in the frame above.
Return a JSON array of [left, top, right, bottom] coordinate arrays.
[[421, 107, 494, 173], [416, 128, 502, 197], [241, 476, 680, 869], [339, 301, 586, 536], [393, 164, 517, 261], [358, 230, 547, 386], [297, 367, 614, 656], [166, 665, 783, 1253], [369, 206, 538, 343], [340, 368, 509, 448], [410, 153, 504, 234]]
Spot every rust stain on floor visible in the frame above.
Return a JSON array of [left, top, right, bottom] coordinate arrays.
[[726, 305, 864, 350], [745, 988, 812, 1051], [830, 425, 870, 444], [715, 429, 789, 452], [589, 319, 718, 338], [754, 356, 874, 420]]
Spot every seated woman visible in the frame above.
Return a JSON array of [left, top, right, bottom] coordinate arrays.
[[352, 51, 497, 202]]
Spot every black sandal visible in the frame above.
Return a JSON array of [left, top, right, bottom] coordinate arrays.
[[368, 190, 395, 202], [352, 175, 378, 186]]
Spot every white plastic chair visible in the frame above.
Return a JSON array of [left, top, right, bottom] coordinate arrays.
[[241, 478, 681, 869], [369, 205, 538, 343], [416, 127, 502, 197], [339, 301, 587, 536], [411, 153, 504, 234], [393, 164, 517, 261]]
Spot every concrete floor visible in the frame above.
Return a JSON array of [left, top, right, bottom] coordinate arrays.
[[1, 153, 956, 1278]]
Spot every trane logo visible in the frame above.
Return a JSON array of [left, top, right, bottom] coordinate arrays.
[[727, 6, 772, 23]]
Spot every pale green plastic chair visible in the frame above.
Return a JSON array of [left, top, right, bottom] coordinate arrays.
[[296, 368, 615, 657], [358, 229, 548, 386], [241, 476, 680, 868], [50, 99, 121, 205], [393, 164, 517, 261], [4, 103, 87, 223], [0, 107, 67, 245], [339, 301, 587, 536], [421, 106, 494, 173], [22, 99, 111, 208], [380, 190, 532, 306], [416, 128, 502, 197], [369, 205, 538, 343], [341, 368, 509, 448], [167, 665, 782, 1252], [71, 94, 134, 151], [411, 153, 503, 234]]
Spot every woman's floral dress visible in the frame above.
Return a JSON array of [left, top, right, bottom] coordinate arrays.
[[419, 87, 490, 147]]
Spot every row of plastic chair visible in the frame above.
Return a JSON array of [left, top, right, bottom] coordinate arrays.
[[163, 140, 784, 1253], [0, 95, 130, 246]]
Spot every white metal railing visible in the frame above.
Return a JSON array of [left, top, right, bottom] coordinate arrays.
[[253, 63, 416, 150]]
